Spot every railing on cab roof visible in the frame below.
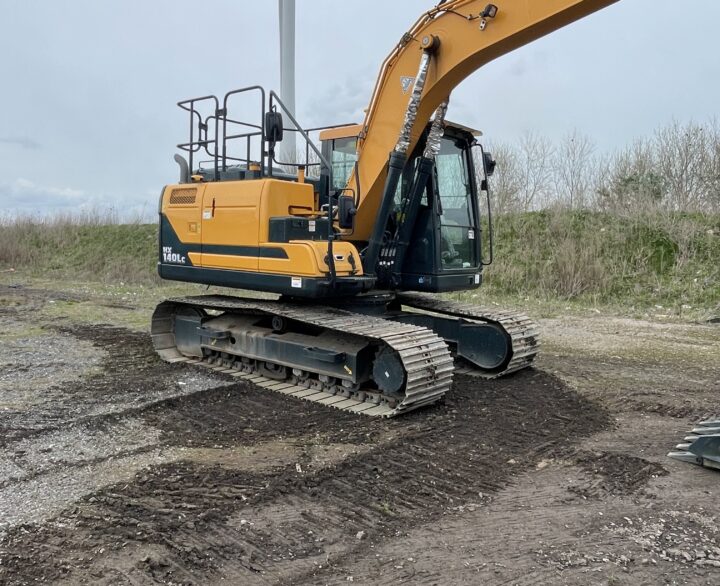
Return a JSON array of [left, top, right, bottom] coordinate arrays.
[[176, 86, 358, 182]]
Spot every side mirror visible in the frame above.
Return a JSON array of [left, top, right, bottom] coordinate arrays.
[[338, 194, 357, 229], [483, 151, 496, 177], [264, 111, 284, 143]]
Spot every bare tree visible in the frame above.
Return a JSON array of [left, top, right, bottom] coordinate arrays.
[[654, 120, 711, 212], [517, 132, 554, 210], [477, 142, 523, 214], [706, 118, 720, 212], [471, 119, 719, 215], [595, 138, 663, 214], [553, 130, 596, 209]]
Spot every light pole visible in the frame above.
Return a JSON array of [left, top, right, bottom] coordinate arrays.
[[279, 0, 296, 164]]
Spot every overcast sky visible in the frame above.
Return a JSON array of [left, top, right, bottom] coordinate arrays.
[[2, 0, 719, 218]]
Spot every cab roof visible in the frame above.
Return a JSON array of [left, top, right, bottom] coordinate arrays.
[[318, 120, 482, 142]]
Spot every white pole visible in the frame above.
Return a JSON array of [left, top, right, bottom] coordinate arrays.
[[279, 0, 296, 164]]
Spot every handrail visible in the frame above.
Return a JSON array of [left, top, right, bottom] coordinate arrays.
[[268, 91, 332, 173], [177, 95, 219, 180], [222, 86, 266, 173], [269, 90, 337, 288]]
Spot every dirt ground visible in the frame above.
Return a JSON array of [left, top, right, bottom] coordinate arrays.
[[0, 279, 718, 585]]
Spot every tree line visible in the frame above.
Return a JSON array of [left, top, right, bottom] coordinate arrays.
[[480, 120, 720, 215]]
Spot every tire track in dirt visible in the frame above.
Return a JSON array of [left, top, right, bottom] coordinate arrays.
[[0, 325, 231, 447], [0, 354, 611, 585], [0, 324, 236, 538]]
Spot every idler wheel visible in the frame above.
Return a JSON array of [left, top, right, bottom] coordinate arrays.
[[372, 347, 405, 395]]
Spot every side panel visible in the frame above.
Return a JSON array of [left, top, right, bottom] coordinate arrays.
[[258, 180, 315, 241], [160, 184, 205, 267], [259, 241, 362, 277], [201, 181, 262, 271], [157, 178, 370, 292], [199, 179, 316, 271]]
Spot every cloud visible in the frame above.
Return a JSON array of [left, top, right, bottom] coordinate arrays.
[[0, 178, 87, 210], [0, 137, 41, 150], [0, 178, 157, 222], [301, 68, 376, 127]]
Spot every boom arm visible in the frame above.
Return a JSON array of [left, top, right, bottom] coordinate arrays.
[[349, 0, 619, 240]]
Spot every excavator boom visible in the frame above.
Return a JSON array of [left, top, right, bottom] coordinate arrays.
[[350, 0, 619, 239]]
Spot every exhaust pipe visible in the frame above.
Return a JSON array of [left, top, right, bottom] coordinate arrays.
[[174, 154, 190, 183]]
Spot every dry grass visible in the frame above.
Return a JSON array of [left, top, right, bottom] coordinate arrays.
[[480, 209, 719, 311], [1, 209, 717, 314], [0, 210, 158, 284]]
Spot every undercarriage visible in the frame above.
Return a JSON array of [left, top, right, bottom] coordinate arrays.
[[151, 293, 539, 417]]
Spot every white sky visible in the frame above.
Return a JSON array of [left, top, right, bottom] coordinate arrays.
[[1, 0, 719, 217]]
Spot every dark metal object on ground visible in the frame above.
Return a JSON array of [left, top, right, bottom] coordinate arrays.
[[668, 419, 720, 471]]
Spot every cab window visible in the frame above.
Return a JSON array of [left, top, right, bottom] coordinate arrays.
[[331, 137, 358, 190]]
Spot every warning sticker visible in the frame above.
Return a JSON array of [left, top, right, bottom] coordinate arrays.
[[291, 277, 302, 288]]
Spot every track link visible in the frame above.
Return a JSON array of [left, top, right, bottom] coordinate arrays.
[[397, 293, 540, 378], [151, 295, 453, 418]]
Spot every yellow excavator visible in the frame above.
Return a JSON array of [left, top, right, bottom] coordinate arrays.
[[151, 0, 619, 417]]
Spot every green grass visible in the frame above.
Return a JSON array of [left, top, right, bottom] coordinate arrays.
[[0, 216, 158, 284], [474, 210, 720, 314], [1, 210, 718, 318]]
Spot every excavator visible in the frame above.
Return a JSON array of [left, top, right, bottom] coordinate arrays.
[[151, 0, 622, 417]]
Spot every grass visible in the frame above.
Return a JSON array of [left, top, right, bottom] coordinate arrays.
[[468, 210, 720, 318], [1, 209, 718, 320], [0, 212, 158, 284]]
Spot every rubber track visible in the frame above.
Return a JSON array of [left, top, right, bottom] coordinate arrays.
[[152, 295, 454, 418], [396, 293, 540, 378]]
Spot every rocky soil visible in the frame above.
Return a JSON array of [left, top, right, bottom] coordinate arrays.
[[0, 281, 718, 585]]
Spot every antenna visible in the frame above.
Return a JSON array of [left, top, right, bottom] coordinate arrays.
[[278, 0, 296, 164]]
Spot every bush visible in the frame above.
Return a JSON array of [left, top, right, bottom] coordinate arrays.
[[483, 210, 720, 308]]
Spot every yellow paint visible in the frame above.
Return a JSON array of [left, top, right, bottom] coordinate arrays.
[[201, 253, 258, 271], [200, 181, 261, 270], [163, 178, 363, 279], [346, 0, 619, 239], [162, 184, 205, 245], [319, 124, 363, 141], [257, 241, 358, 277]]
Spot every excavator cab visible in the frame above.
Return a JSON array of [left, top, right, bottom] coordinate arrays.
[[320, 121, 493, 293], [398, 124, 492, 292]]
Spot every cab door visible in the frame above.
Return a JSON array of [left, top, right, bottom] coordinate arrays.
[[434, 136, 480, 271]]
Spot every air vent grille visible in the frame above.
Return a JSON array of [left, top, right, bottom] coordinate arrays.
[[169, 188, 197, 205]]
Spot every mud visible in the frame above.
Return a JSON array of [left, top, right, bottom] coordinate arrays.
[[0, 283, 719, 585], [569, 451, 669, 499]]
